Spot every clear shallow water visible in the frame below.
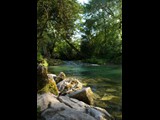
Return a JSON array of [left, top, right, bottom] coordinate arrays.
[[48, 61, 122, 120]]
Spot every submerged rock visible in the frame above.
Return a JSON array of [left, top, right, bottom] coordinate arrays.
[[68, 87, 94, 105]]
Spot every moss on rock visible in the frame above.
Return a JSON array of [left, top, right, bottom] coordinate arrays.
[[38, 79, 59, 95], [37, 64, 49, 91], [37, 63, 59, 95]]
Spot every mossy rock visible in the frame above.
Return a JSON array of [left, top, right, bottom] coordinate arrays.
[[38, 79, 59, 95], [37, 64, 49, 91], [68, 87, 94, 105], [37, 63, 59, 95], [37, 57, 48, 67]]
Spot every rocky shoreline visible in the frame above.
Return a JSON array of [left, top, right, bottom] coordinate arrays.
[[37, 64, 113, 120]]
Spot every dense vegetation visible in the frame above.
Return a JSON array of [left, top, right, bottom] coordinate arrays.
[[37, 0, 122, 64]]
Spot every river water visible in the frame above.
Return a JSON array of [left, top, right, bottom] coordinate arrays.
[[48, 61, 122, 120]]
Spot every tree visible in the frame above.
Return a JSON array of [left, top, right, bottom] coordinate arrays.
[[37, 0, 83, 59], [80, 0, 122, 63]]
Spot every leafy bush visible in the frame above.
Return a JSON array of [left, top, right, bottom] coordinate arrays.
[[47, 58, 63, 66], [37, 52, 43, 62], [37, 52, 48, 67]]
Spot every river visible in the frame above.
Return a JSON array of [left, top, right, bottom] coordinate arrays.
[[48, 61, 122, 120]]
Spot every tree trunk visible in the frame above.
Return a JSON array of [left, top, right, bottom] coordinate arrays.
[[64, 39, 85, 59]]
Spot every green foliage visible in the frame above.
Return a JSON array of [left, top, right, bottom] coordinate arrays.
[[37, 52, 43, 61], [42, 59, 48, 67], [37, 57, 48, 67], [80, 0, 122, 64], [80, 39, 94, 58], [37, 0, 83, 59], [37, 0, 122, 64], [54, 40, 81, 60], [47, 58, 63, 66], [37, 51, 48, 67]]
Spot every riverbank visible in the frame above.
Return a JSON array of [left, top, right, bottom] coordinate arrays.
[[46, 58, 121, 66], [37, 64, 115, 120]]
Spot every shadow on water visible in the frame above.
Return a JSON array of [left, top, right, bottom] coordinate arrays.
[[48, 61, 122, 120]]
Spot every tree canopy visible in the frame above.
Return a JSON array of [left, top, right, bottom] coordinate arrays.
[[81, 0, 122, 63], [37, 0, 82, 58], [37, 0, 122, 64]]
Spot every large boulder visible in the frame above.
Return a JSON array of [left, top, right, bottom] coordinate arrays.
[[37, 64, 49, 91], [37, 93, 58, 112], [42, 108, 97, 120], [38, 93, 112, 120], [58, 96, 89, 112], [38, 79, 59, 95], [92, 107, 112, 119], [68, 87, 94, 105], [37, 64, 59, 95], [86, 107, 112, 120]]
